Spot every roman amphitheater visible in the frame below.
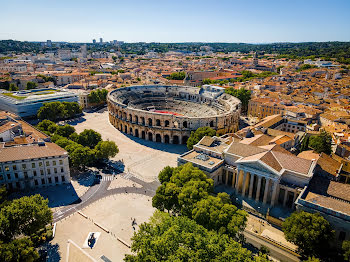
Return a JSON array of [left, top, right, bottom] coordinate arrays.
[[107, 85, 241, 144]]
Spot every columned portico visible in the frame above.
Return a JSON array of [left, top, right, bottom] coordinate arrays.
[[255, 176, 262, 202], [263, 178, 270, 204]]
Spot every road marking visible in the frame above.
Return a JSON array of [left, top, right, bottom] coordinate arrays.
[[101, 176, 115, 181], [123, 173, 133, 180]]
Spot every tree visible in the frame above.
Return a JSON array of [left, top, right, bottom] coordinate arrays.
[[62, 102, 82, 118], [158, 166, 174, 184], [187, 126, 216, 150], [152, 163, 213, 215], [309, 130, 332, 155], [37, 119, 56, 132], [77, 129, 102, 148], [167, 72, 186, 80], [88, 89, 108, 104], [26, 81, 37, 90], [282, 211, 334, 258], [37, 102, 65, 121], [0, 238, 39, 262], [0, 195, 52, 242], [55, 125, 75, 138], [192, 193, 247, 240], [343, 240, 350, 262], [94, 140, 119, 160], [37, 102, 81, 122], [125, 211, 268, 262], [8, 83, 18, 91], [67, 145, 95, 169], [300, 135, 310, 152]]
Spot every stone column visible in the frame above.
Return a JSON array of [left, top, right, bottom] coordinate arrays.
[[270, 181, 278, 207], [235, 169, 241, 194], [225, 170, 229, 185], [283, 188, 288, 207], [263, 178, 270, 204], [292, 191, 298, 209], [242, 171, 248, 196], [248, 173, 254, 199], [255, 176, 262, 202], [232, 170, 236, 189]]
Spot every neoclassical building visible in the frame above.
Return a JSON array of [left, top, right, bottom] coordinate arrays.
[[178, 135, 316, 209], [107, 85, 241, 144]]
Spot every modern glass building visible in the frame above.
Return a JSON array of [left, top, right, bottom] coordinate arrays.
[[0, 88, 79, 117]]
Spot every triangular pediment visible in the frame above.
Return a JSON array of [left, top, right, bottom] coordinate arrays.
[[238, 161, 281, 178]]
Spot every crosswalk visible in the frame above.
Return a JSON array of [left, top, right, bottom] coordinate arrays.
[[101, 175, 116, 181], [122, 173, 133, 180], [99, 173, 134, 182]]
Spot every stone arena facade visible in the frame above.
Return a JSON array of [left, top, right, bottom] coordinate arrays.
[[107, 85, 241, 144]]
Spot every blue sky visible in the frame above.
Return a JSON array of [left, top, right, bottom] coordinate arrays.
[[1, 0, 349, 43]]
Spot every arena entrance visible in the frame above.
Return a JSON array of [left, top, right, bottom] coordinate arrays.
[[173, 135, 179, 144]]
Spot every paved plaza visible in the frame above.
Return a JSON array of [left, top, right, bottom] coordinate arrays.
[[51, 193, 155, 261], [69, 109, 187, 182]]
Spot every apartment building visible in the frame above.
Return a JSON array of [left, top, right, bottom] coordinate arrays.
[[0, 111, 71, 190]]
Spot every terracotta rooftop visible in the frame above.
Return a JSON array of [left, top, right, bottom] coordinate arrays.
[[0, 142, 67, 162], [305, 176, 350, 216]]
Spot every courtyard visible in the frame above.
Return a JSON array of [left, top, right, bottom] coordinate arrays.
[[69, 108, 187, 182]]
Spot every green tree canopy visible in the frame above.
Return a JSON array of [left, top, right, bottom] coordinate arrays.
[[186, 126, 216, 150], [62, 101, 82, 118], [125, 211, 268, 262], [282, 211, 334, 258], [309, 130, 332, 155], [158, 166, 174, 184], [0, 238, 39, 262], [88, 89, 108, 104], [152, 163, 213, 215], [0, 194, 52, 242], [94, 140, 119, 160], [8, 83, 18, 91], [77, 129, 102, 148], [37, 101, 81, 122], [54, 124, 76, 138], [26, 81, 37, 90], [343, 240, 350, 262], [167, 71, 186, 80], [37, 102, 65, 121], [192, 193, 247, 240], [37, 119, 56, 132], [66, 145, 95, 169]]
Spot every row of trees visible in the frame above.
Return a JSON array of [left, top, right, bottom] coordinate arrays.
[[202, 71, 277, 87], [297, 64, 318, 72], [87, 89, 108, 104], [36, 74, 55, 83], [37, 120, 118, 169], [125, 211, 268, 262], [0, 186, 52, 261], [37, 101, 82, 122], [167, 71, 186, 80], [126, 163, 270, 261]]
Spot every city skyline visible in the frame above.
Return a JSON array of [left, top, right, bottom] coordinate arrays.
[[1, 0, 350, 43]]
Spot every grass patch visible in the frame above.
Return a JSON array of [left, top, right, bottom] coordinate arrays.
[[2, 93, 26, 100]]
